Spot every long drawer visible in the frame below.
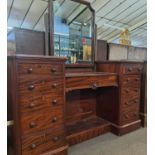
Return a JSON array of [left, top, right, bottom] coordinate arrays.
[[18, 63, 63, 76], [22, 129, 66, 155], [66, 74, 118, 92], [20, 107, 64, 135]]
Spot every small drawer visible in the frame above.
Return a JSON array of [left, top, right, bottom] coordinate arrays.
[[121, 98, 139, 109], [19, 94, 63, 113], [121, 75, 140, 87], [19, 78, 63, 95], [20, 108, 64, 135], [22, 130, 66, 155], [122, 64, 143, 74], [122, 87, 140, 99], [18, 63, 63, 75]]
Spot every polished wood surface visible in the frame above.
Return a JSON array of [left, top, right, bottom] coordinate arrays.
[[7, 55, 68, 155], [96, 61, 144, 135]]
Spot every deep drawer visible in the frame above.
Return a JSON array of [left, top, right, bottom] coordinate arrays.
[[120, 109, 139, 125], [18, 63, 63, 76], [19, 93, 63, 113], [18, 78, 63, 95], [20, 107, 64, 135], [22, 130, 66, 155]]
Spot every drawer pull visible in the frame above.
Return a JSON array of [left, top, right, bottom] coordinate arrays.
[[127, 68, 132, 72], [125, 102, 130, 105], [27, 68, 33, 73], [134, 100, 138, 103], [135, 78, 139, 81], [91, 83, 98, 90], [125, 89, 129, 93], [52, 100, 57, 105], [124, 114, 129, 119], [28, 85, 35, 91], [51, 68, 56, 73], [126, 78, 129, 82], [52, 83, 57, 88], [135, 89, 138, 92], [52, 117, 57, 123], [29, 122, 37, 128], [29, 103, 35, 108], [137, 68, 141, 71], [53, 136, 59, 142], [31, 144, 36, 149]]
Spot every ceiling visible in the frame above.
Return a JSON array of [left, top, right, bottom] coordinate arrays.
[[7, 0, 147, 48]]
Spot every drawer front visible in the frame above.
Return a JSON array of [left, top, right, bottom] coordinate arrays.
[[120, 109, 139, 125], [19, 94, 63, 113], [121, 87, 140, 99], [121, 97, 140, 110], [18, 63, 63, 75], [19, 78, 63, 95], [21, 108, 64, 135], [22, 130, 66, 155], [122, 64, 143, 74], [121, 75, 140, 87], [66, 75, 117, 91]]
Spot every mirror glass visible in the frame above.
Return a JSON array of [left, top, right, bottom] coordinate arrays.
[[53, 0, 93, 64]]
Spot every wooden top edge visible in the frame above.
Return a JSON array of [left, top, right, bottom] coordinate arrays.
[[65, 64, 94, 68], [7, 54, 67, 61], [95, 60, 145, 64], [65, 72, 117, 77]]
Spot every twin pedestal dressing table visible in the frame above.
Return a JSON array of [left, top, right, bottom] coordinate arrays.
[[7, 1, 146, 154], [8, 55, 144, 155]]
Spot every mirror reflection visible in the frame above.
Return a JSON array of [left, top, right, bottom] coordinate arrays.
[[53, 0, 93, 64]]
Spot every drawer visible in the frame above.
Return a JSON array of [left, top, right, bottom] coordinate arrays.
[[122, 64, 143, 74], [19, 78, 63, 95], [22, 130, 66, 155], [121, 87, 140, 99], [18, 63, 63, 76], [120, 109, 139, 125], [19, 94, 63, 113], [121, 97, 140, 110], [20, 108, 64, 135], [121, 75, 140, 87], [66, 75, 118, 91]]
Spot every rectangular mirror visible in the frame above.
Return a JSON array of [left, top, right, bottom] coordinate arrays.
[[53, 0, 95, 64]]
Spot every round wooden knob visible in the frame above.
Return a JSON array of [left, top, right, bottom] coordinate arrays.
[[53, 136, 59, 142], [28, 85, 35, 90], [29, 122, 36, 128], [27, 68, 33, 73], [125, 89, 129, 93], [135, 78, 139, 81], [128, 68, 132, 72], [52, 117, 57, 123], [134, 100, 138, 103], [52, 100, 57, 105], [125, 102, 130, 105], [51, 68, 56, 73], [31, 144, 36, 149], [29, 103, 35, 108], [126, 78, 129, 82], [52, 83, 57, 88], [124, 114, 129, 119]]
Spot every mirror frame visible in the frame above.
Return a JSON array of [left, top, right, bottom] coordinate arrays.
[[50, 0, 95, 66]]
